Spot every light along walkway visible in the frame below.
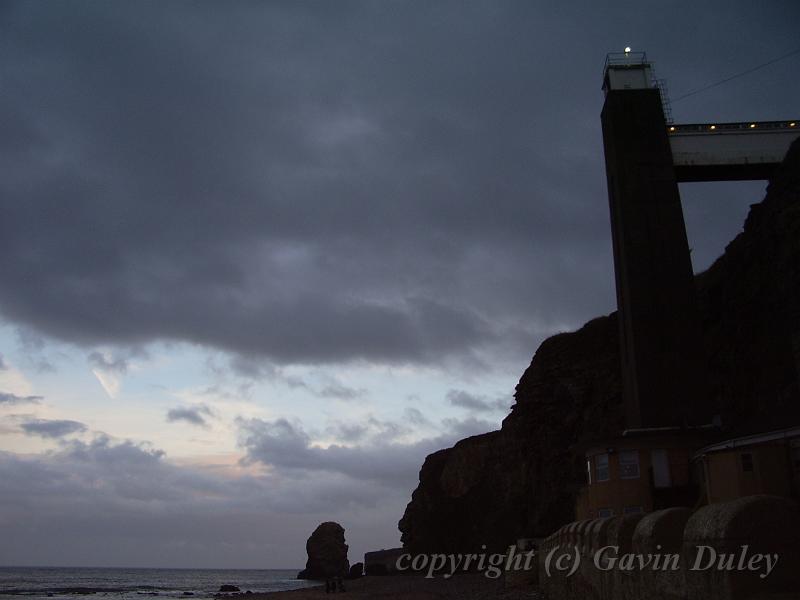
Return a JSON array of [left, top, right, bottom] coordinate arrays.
[[668, 120, 799, 182]]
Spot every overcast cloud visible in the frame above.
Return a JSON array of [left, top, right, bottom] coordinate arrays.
[[0, 392, 43, 405], [446, 389, 510, 413], [238, 414, 491, 489], [0, 414, 490, 567], [166, 404, 214, 427], [2, 1, 794, 369], [19, 418, 88, 439]]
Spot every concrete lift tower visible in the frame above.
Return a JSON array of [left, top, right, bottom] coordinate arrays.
[[600, 50, 799, 429]]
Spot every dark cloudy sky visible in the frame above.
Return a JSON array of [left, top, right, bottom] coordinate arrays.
[[1, 0, 798, 568]]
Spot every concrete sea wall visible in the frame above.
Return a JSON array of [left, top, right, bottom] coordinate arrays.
[[538, 495, 800, 600]]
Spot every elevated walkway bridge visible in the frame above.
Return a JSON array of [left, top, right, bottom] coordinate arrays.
[[602, 51, 799, 183], [668, 120, 798, 182]]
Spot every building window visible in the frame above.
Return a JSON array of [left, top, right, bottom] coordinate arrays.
[[619, 450, 640, 479], [623, 506, 644, 515], [740, 452, 754, 472], [586, 459, 592, 484], [596, 454, 610, 482], [598, 508, 615, 518]]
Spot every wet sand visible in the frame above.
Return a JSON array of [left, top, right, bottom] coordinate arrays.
[[223, 574, 542, 599]]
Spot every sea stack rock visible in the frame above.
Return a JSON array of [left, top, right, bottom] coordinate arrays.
[[348, 562, 364, 579], [297, 521, 350, 579]]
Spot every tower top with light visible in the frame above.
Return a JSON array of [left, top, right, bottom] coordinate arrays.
[[602, 48, 655, 95]]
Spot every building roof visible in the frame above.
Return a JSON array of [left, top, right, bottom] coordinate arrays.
[[692, 425, 800, 459], [580, 426, 716, 456]]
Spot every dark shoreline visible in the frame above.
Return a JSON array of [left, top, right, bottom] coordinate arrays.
[[219, 574, 542, 599]]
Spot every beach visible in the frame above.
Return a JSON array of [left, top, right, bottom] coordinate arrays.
[[229, 575, 543, 599]]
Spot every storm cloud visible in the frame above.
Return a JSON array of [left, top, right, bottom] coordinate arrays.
[[2, 2, 795, 371]]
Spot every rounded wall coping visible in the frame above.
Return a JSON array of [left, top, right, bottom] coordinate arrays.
[[589, 516, 615, 551], [574, 519, 592, 549], [575, 519, 592, 534], [581, 519, 600, 553], [607, 513, 646, 554], [565, 521, 580, 544], [684, 495, 800, 544], [633, 507, 691, 553]]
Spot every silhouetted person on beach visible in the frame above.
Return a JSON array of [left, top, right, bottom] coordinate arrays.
[[335, 576, 345, 592]]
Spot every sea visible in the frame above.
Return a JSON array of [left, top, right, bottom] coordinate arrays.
[[0, 567, 319, 600]]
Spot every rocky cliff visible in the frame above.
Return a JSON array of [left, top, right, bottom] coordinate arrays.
[[398, 139, 800, 554]]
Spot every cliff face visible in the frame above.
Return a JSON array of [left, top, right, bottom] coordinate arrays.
[[399, 140, 800, 554], [696, 140, 800, 432], [399, 314, 624, 553]]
